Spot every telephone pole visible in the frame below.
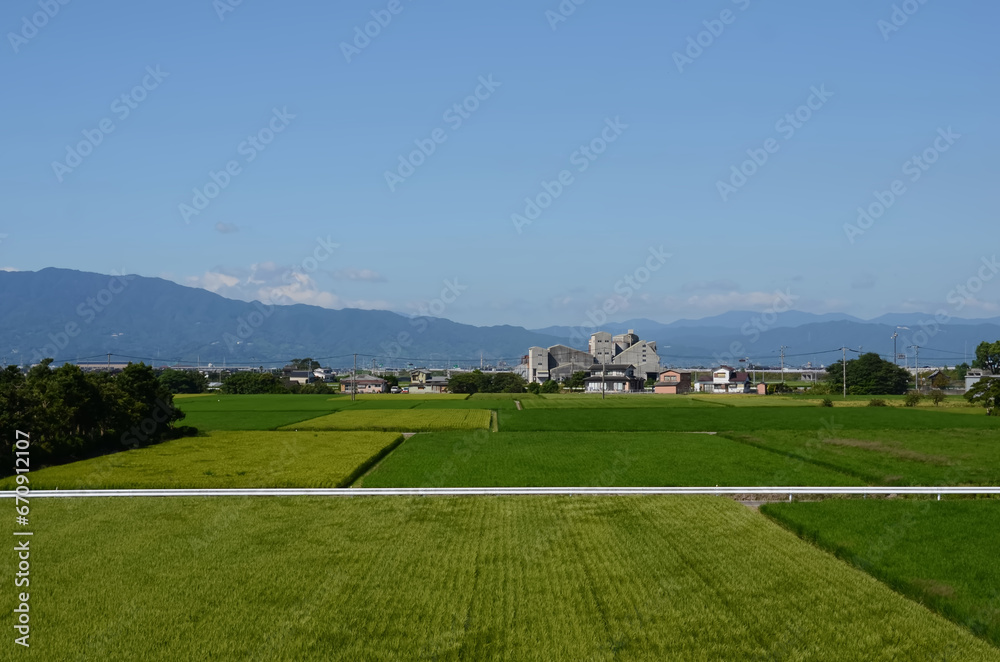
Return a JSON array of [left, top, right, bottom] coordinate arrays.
[[352, 353, 357, 401], [910, 345, 919, 391], [779, 346, 788, 384], [601, 360, 606, 400], [842, 346, 847, 398]]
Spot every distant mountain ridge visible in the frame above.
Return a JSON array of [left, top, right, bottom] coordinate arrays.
[[1, 268, 997, 369], [0, 268, 572, 368]]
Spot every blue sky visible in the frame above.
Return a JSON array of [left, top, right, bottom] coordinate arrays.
[[2, 0, 998, 328]]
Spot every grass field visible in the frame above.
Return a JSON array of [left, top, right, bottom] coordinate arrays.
[[4, 496, 996, 661], [281, 409, 493, 432], [724, 428, 1000, 486], [0, 431, 403, 489], [358, 431, 864, 487], [499, 405, 1000, 432], [762, 499, 1000, 648]]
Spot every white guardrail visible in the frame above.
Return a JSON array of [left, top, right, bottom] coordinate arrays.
[[0, 487, 998, 498]]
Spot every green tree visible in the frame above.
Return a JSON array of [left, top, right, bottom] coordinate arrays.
[[221, 372, 286, 394], [972, 341, 1000, 374], [825, 353, 910, 395], [447, 371, 488, 395], [566, 371, 587, 390], [289, 358, 321, 370], [299, 381, 335, 394], [526, 382, 541, 395], [2, 361, 190, 473], [540, 379, 560, 393], [955, 363, 970, 380], [158, 368, 208, 394], [965, 377, 1000, 415], [490, 372, 527, 393], [382, 374, 399, 388]]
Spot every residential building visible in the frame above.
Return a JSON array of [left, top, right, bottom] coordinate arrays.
[[583, 364, 643, 393], [653, 369, 692, 394], [340, 377, 388, 394], [693, 366, 753, 393], [284, 370, 315, 386]]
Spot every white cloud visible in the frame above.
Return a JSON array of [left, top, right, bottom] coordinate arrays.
[[333, 268, 386, 282], [214, 222, 240, 234], [182, 264, 391, 311]]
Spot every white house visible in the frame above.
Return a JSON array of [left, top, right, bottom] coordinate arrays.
[[693, 366, 753, 394]]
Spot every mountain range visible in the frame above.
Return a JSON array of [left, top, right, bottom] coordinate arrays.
[[1, 268, 996, 369]]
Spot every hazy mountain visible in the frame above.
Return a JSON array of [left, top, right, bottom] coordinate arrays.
[[0, 269, 570, 368], [1, 268, 997, 370]]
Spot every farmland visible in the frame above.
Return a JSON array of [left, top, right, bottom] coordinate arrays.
[[763, 499, 1000, 647], [3, 496, 996, 661], [724, 428, 1000, 486], [498, 404, 999, 432], [0, 431, 403, 489], [359, 431, 864, 487], [281, 409, 493, 432], [7, 390, 999, 658]]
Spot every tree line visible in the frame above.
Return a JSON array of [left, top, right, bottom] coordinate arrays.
[[0, 360, 193, 474]]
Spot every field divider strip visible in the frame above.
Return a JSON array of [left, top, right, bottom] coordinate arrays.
[[2, 487, 999, 498]]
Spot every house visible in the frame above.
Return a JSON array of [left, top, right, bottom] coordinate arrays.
[[340, 377, 388, 394], [693, 366, 753, 394], [313, 368, 336, 382], [965, 369, 999, 392], [284, 370, 315, 386], [583, 364, 644, 393], [410, 369, 434, 384], [653, 369, 692, 394], [407, 377, 449, 394]]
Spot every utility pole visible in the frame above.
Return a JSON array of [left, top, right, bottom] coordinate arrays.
[[842, 346, 847, 398], [601, 360, 606, 400], [894, 326, 909, 365], [779, 346, 788, 384], [911, 345, 919, 391], [107, 352, 112, 373], [352, 353, 357, 401]]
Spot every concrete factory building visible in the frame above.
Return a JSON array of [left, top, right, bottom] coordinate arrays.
[[521, 329, 661, 384]]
